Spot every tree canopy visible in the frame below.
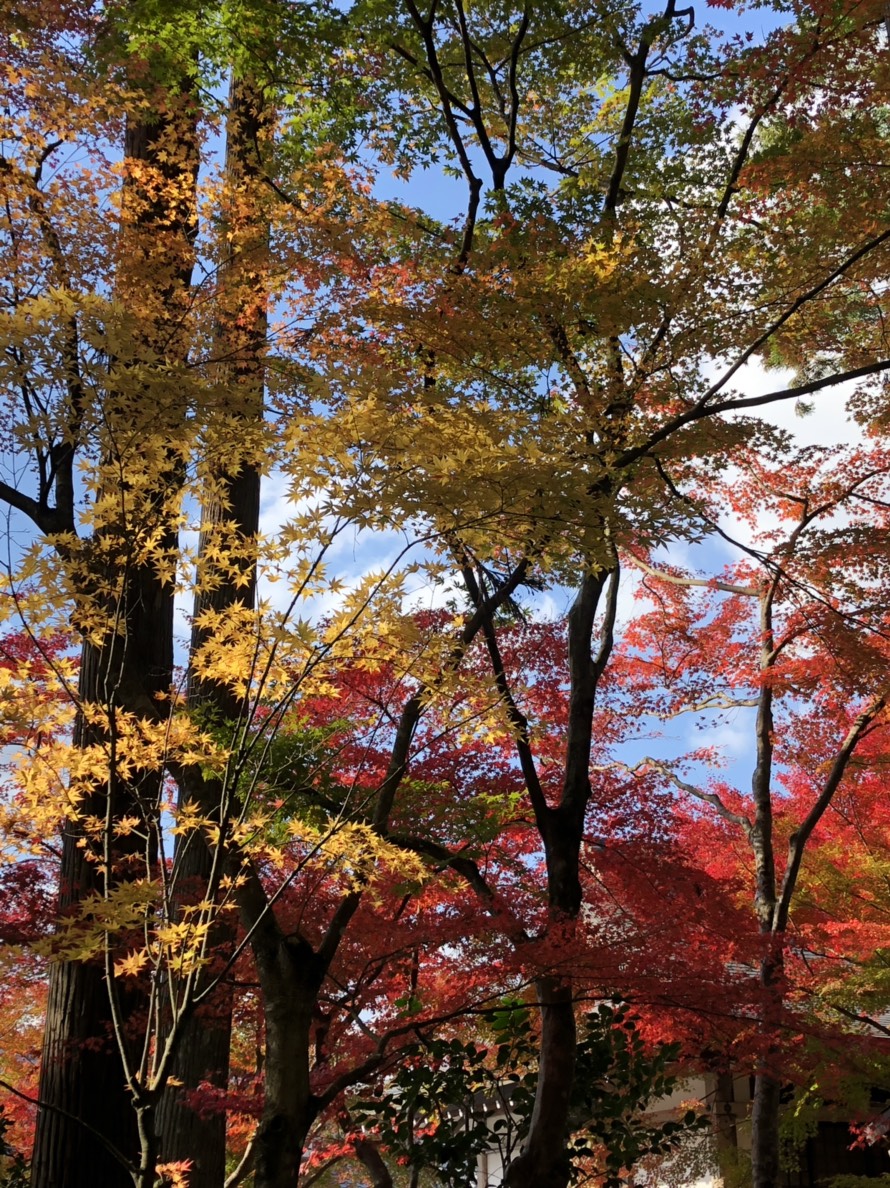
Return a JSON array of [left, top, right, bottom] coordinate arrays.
[[1, 1, 890, 1187]]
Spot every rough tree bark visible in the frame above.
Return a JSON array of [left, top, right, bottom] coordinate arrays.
[[246, 911, 322, 1188], [33, 585, 182, 1185], [155, 73, 268, 1185], [31, 88, 199, 1188]]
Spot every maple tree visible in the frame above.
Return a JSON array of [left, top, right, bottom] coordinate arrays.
[[1, 1, 890, 1188], [332, 5, 890, 1186], [607, 443, 890, 1186], [0, 626, 68, 1170]]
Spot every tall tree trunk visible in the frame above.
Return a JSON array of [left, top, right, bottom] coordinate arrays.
[[31, 838, 137, 1187], [748, 587, 781, 1188], [253, 964, 317, 1187], [750, 948, 785, 1188], [713, 1070, 741, 1183], [236, 875, 322, 1188], [504, 821, 582, 1188], [505, 567, 616, 1188], [32, 564, 178, 1187], [751, 1072, 782, 1188], [507, 811, 584, 1188], [504, 975, 576, 1188], [156, 73, 267, 1185], [32, 86, 198, 1188]]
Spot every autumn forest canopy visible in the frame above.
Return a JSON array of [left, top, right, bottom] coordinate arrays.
[[2, 0, 890, 1186]]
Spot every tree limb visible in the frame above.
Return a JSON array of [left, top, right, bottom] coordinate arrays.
[[775, 696, 887, 931], [624, 550, 758, 596]]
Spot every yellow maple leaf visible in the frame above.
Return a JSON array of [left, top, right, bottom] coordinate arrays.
[[113, 950, 148, 979]]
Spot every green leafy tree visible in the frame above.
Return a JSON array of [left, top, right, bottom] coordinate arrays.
[[354, 1003, 707, 1188]]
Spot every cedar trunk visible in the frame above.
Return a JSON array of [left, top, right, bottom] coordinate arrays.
[[32, 87, 197, 1188], [32, 575, 175, 1187], [155, 73, 266, 1183]]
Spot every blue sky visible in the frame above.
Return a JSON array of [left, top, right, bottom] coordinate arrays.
[[238, 1, 869, 801]]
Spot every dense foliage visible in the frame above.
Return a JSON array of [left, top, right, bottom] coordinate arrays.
[[1, 0, 890, 1186]]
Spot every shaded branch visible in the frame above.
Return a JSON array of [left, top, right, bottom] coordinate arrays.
[[563, 564, 615, 814], [388, 832, 529, 945], [372, 554, 532, 830], [458, 559, 547, 823], [605, 0, 691, 214], [626, 358, 890, 472], [0, 480, 71, 535], [824, 1000, 890, 1039], [622, 758, 753, 835], [705, 228, 890, 403], [403, 0, 481, 214], [314, 555, 534, 978], [775, 697, 887, 931]]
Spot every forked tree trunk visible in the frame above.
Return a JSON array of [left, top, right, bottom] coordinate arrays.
[[504, 568, 613, 1188]]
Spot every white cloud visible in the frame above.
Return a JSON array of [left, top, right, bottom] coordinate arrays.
[[724, 358, 863, 448]]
